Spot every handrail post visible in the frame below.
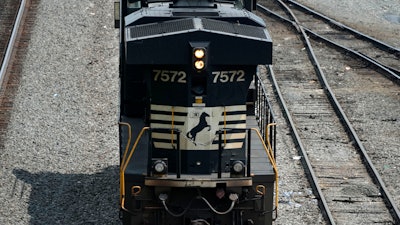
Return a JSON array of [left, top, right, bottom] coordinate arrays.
[[147, 129, 152, 176], [176, 130, 181, 178], [247, 129, 251, 177], [218, 131, 222, 178]]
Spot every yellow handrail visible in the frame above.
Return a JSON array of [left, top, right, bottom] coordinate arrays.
[[266, 123, 277, 163], [224, 107, 227, 146], [119, 122, 132, 172], [119, 126, 149, 213], [250, 127, 279, 219], [118, 124, 278, 217]]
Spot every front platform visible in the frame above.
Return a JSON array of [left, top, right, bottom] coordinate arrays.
[[119, 115, 275, 184]]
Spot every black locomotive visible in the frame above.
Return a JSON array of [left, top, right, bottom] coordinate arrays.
[[115, 0, 277, 224]]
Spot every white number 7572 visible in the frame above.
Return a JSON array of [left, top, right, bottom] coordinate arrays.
[[153, 70, 187, 83], [212, 70, 245, 83]]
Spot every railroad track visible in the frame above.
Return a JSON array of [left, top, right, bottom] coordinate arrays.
[[284, 0, 400, 76], [259, 0, 400, 83], [0, 0, 38, 138], [258, 0, 400, 224], [0, 0, 22, 84]]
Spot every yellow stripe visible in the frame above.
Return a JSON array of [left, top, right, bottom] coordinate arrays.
[[221, 142, 244, 149], [151, 104, 188, 113], [151, 114, 187, 122], [153, 141, 244, 150], [223, 105, 246, 112], [221, 124, 247, 129], [150, 123, 184, 129], [152, 132, 246, 141], [222, 114, 247, 121], [151, 114, 245, 123], [151, 104, 246, 113]]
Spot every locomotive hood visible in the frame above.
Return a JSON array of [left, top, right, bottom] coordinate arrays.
[[124, 17, 272, 65]]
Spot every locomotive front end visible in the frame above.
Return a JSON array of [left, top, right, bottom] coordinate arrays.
[[117, 0, 277, 224]]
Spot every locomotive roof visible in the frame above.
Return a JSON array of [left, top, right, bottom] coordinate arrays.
[[124, 17, 272, 65], [123, 2, 272, 65], [126, 17, 270, 41], [125, 2, 266, 27]]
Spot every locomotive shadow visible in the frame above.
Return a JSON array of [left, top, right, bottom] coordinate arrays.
[[13, 166, 120, 225]]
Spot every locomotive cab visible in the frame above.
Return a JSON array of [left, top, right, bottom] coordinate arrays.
[[117, 0, 277, 224]]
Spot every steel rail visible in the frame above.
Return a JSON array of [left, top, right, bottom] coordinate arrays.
[[259, 1, 400, 223], [285, 0, 400, 54], [258, 3, 336, 224], [285, 0, 400, 80], [302, 28, 400, 83], [257, 2, 400, 83], [266, 65, 335, 225], [0, 0, 26, 90]]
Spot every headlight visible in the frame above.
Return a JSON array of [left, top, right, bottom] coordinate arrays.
[[152, 159, 168, 176], [194, 49, 205, 59], [194, 60, 205, 70], [154, 161, 166, 173], [231, 160, 245, 177], [232, 161, 244, 173], [192, 46, 207, 71]]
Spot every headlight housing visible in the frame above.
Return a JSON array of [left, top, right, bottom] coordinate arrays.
[[230, 160, 245, 178], [193, 47, 207, 71], [152, 159, 168, 177], [190, 43, 208, 72]]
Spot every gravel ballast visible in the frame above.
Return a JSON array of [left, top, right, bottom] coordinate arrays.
[[0, 1, 120, 224]]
